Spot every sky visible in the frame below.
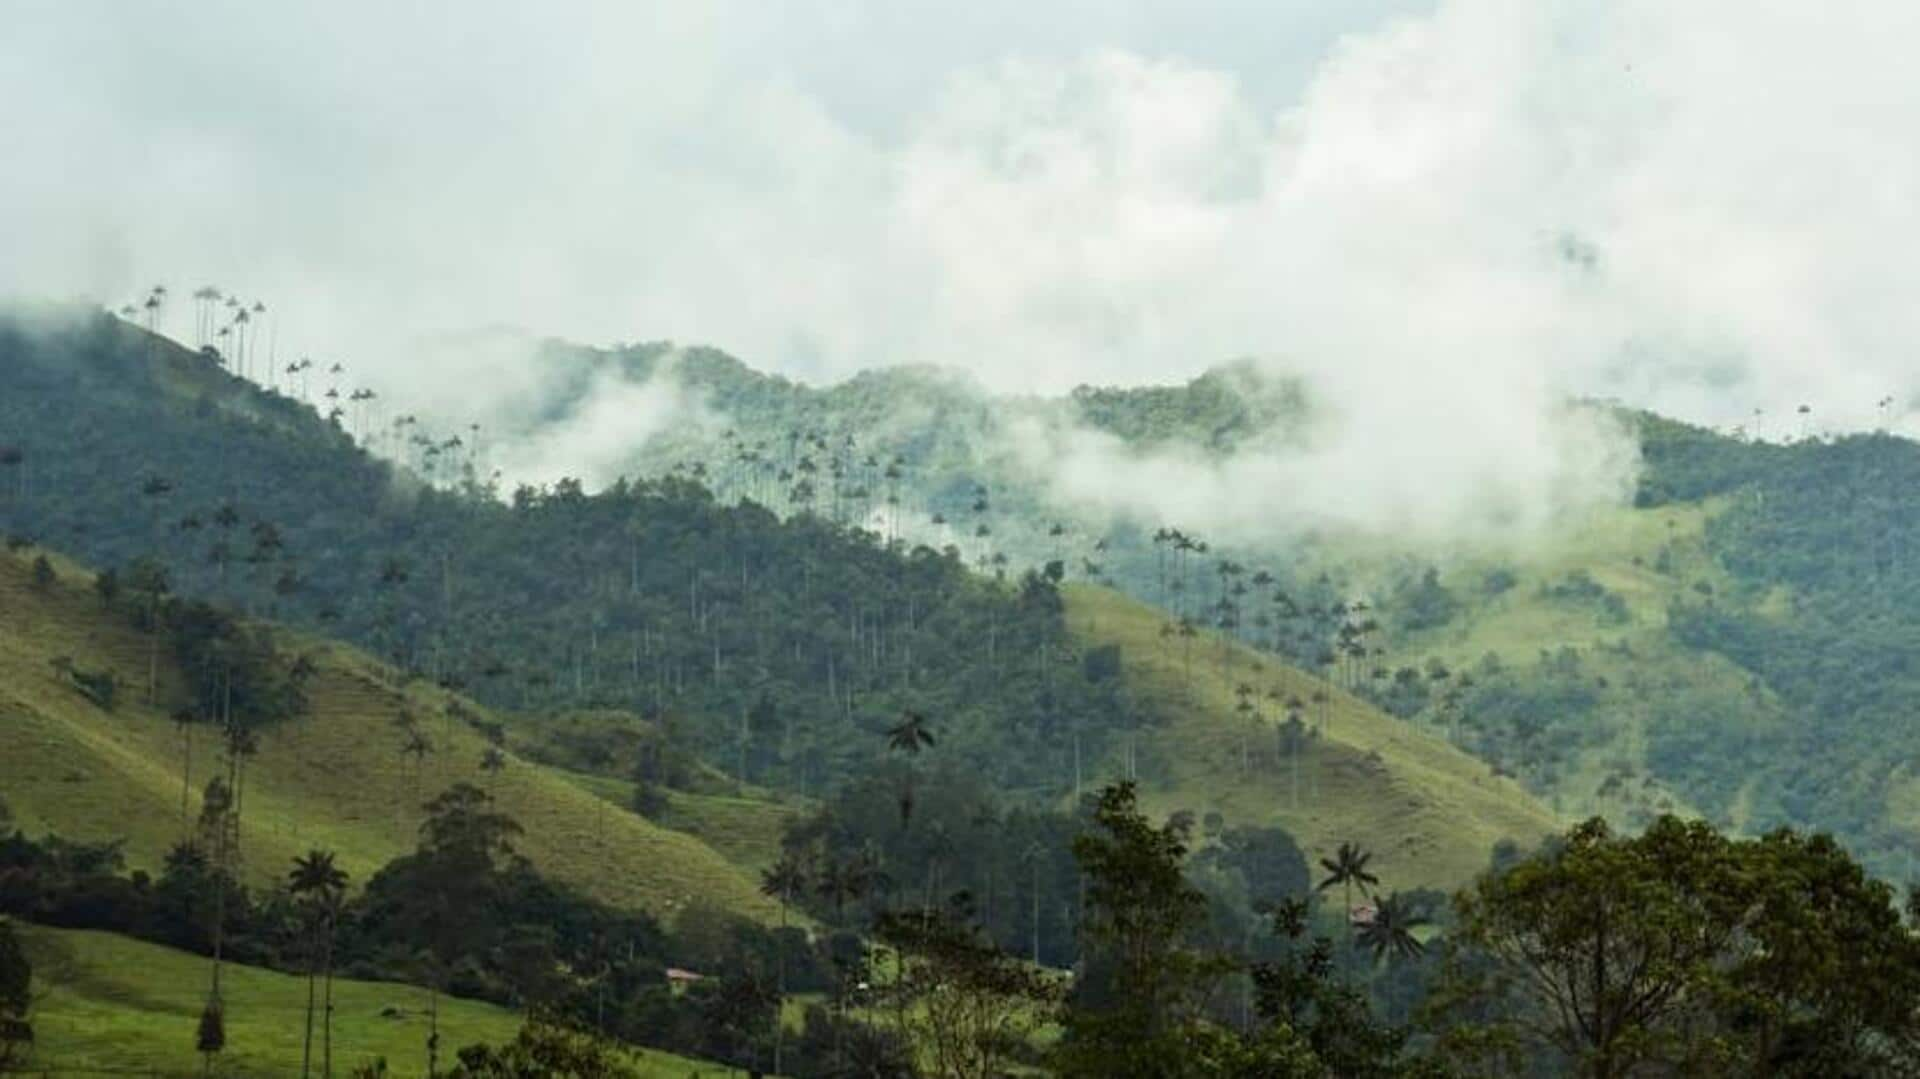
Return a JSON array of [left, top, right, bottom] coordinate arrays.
[[7, 1, 1920, 538]]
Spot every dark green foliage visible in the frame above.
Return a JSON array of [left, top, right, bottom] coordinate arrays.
[[28, 554, 53, 589], [1054, 782, 1224, 1078], [1389, 567, 1460, 632], [1197, 825, 1311, 907], [1440, 816, 1920, 1076], [449, 1021, 638, 1078], [784, 769, 1087, 966], [1536, 570, 1629, 624], [196, 997, 226, 1055], [0, 919, 29, 1068]]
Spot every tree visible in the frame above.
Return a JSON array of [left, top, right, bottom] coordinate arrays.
[[1354, 892, 1428, 965], [447, 1020, 639, 1078], [877, 899, 1064, 1079], [290, 849, 350, 1079], [1244, 897, 1410, 1077], [1316, 841, 1378, 954], [1055, 781, 1226, 1078], [759, 853, 807, 1077], [405, 784, 523, 1078], [885, 711, 935, 828], [1440, 816, 1920, 1077]]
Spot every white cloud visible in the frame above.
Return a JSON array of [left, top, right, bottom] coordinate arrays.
[[9, 0, 1920, 541]]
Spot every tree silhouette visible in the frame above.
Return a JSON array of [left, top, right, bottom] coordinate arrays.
[[1317, 841, 1380, 963], [759, 853, 808, 1077], [886, 711, 936, 828], [290, 849, 349, 1079], [1354, 891, 1428, 965]]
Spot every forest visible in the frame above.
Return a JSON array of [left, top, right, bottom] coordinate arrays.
[[10, 306, 1920, 1077]]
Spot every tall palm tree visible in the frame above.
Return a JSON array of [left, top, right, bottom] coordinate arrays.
[[885, 711, 935, 828], [1354, 891, 1427, 965], [816, 856, 861, 924], [1317, 841, 1380, 961], [290, 850, 349, 1079], [759, 854, 808, 1078]]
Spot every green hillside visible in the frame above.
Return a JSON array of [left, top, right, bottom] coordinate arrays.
[[0, 546, 781, 924], [14, 923, 718, 1077], [1065, 586, 1558, 891]]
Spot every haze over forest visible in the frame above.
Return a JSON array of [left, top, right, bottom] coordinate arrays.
[[9, 3, 1920, 1077]]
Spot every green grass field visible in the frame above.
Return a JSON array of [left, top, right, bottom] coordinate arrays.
[[1065, 585, 1560, 893], [13, 923, 728, 1077], [0, 549, 781, 925]]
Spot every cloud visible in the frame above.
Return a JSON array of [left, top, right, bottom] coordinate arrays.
[[8, 0, 1920, 542]]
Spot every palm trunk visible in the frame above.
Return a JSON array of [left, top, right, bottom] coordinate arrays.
[[774, 900, 787, 1077], [302, 929, 318, 1078], [322, 916, 337, 1079]]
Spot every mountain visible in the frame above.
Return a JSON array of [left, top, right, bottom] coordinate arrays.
[[395, 334, 1920, 879], [11, 303, 1920, 885]]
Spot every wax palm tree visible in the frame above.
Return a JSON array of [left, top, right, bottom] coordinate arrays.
[[1317, 841, 1379, 961], [816, 856, 862, 923], [760, 854, 808, 1078], [885, 711, 935, 827], [1354, 891, 1427, 965], [290, 850, 349, 1079]]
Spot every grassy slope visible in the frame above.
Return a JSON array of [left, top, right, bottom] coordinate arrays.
[[560, 768, 799, 875], [15, 923, 718, 1078], [0, 549, 781, 924], [1066, 585, 1559, 893], [1367, 502, 1792, 829]]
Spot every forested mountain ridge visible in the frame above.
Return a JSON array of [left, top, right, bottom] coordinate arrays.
[[444, 328, 1920, 877], [0, 310, 1140, 808], [13, 304, 1920, 884]]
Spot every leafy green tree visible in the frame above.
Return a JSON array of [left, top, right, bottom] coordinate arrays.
[[447, 1020, 639, 1078], [403, 784, 522, 1078], [1440, 816, 1920, 1077], [1054, 781, 1227, 1078], [876, 899, 1064, 1079]]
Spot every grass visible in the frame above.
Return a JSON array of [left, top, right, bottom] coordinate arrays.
[[13, 923, 724, 1078], [0, 549, 781, 925], [559, 768, 800, 874], [1065, 585, 1560, 894]]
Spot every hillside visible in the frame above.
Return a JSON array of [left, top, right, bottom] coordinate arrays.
[[15, 923, 720, 1078], [0, 546, 781, 923], [1065, 586, 1557, 891]]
